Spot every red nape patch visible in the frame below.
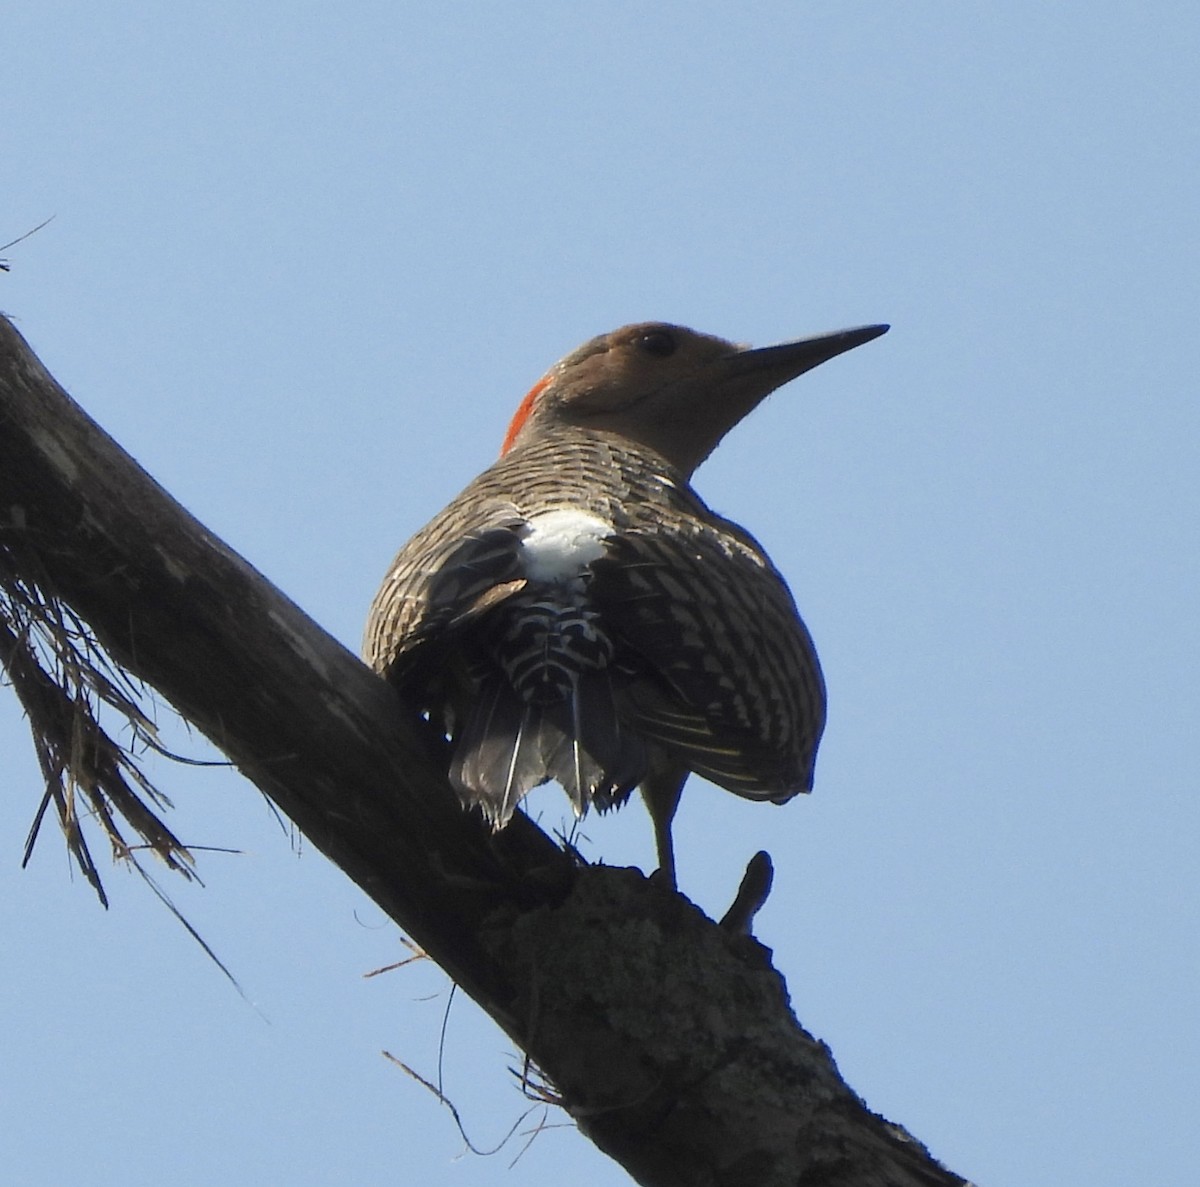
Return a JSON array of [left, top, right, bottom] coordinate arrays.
[[500, 374, 551, 455]]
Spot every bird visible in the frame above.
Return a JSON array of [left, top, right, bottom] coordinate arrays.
[[364, 320, 888, 886]]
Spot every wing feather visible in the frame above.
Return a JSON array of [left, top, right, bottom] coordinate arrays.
[[591, 515, 825, 800]]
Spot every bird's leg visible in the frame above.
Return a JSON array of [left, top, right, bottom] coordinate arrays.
[[719, 850, 774, 935], [639, 763, 687, 887]]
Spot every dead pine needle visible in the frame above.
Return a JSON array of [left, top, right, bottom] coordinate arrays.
[[382, 1050, 544, 1160], [0, 547, 244, 991], [512, 1053, 565, 1108], [364, 936, 429, 979], [0, 216, 56, 271], [506, 1102, 564, 1171], [0, 555, 193, 897]]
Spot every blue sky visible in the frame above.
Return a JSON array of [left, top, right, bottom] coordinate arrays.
[[2, 5, 1197, 1184]]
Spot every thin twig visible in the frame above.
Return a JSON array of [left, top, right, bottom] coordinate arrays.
[[0, 216, 55, 271]]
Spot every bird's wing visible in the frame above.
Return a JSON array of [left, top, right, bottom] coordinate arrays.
[[364, 509, 529, 678], [590, 516, 825, 801]]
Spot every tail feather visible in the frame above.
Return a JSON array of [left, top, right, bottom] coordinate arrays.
[[543, 670, 644, 812], [450, 669, 645, 827], [449, 677, 544, 827]]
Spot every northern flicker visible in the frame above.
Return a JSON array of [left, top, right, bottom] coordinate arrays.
[[365, 320, 887, 885]]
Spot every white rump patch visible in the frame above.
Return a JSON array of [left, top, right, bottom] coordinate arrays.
[[520, 508, 612, 583]]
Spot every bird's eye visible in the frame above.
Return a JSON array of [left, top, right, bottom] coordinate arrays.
[[636, 330, 676, 358]]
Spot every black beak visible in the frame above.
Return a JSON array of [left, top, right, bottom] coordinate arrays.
[[724, 323, 889, 383]]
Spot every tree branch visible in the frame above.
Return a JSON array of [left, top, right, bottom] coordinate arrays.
[[0, 313, 971, 1187]]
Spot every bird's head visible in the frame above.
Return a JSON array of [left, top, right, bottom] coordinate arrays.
[[501, 321, 889, 477]]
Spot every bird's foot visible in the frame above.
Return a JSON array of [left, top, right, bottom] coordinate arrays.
[[647, 859, 678, 894]]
